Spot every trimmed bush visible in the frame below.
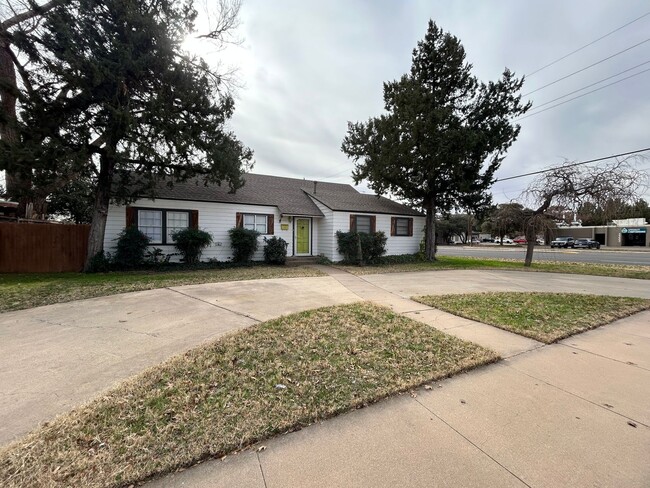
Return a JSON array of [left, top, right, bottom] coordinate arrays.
[[336, 231, 387, 264], [114, 227, 150, 269], [86, 250, 112, 273], [263, 236, 288, 265], [172, 228, 213, 264], [229, 227, 260, 263]]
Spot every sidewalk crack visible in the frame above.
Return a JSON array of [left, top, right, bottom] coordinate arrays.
[[413, 398, 533, 488], [166, 288, 261, 323], [257, 452, 268, 488]]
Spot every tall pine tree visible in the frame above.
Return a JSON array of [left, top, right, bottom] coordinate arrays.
[[342, 21, 530, 260], [1, 0, 251, 270]]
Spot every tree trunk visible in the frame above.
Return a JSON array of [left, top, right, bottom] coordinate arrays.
[[424, 198, 436, 261], [523, 217, 537, 267], [84, 154, 115, 271], [0, 41, 23, 208]]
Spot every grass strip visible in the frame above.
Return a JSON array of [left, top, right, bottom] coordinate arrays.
[[413, 292, 650, 343], [0, 302, 497, 488], [0, 266, 324, 314], [336, 256, 650, 279]]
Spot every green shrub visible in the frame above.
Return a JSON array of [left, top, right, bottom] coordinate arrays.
[[228, 227, 260, 263], [86, 250, 112, 273], [316, 254, 332, 265], [114, 227, 150, 269], [172, 228, 213, 264], [336, 231, 387, 265], [144, 247, 173, 264], [263, 236, 288, 265]]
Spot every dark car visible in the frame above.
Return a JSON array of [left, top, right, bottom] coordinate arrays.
[[550, 236, 575, 248], [574, 238, 601, 249]]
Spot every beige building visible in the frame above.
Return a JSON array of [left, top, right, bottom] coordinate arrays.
[[553, 218, 649, 248]]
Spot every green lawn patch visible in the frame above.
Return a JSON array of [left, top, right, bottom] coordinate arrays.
[[0, 266, 324, 313], [413, 292, 650, 343], [335, 256, 650, 280], [0, 302, 497, 488]]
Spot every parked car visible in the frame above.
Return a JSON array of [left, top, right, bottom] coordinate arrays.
[[550, 237, 575, 248], [513, 236, 527, 244], [573, 238, 601, 249]]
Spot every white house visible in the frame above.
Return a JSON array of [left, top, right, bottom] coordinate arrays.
[[104, 173, 425, 262]]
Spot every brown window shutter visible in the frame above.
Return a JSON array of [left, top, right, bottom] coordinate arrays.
[[126, 207, 136, 227], [190, 210, 199, 229], [370, 216, 376, 233], [350, 214, 356, 232], [390, 217, 396, 236], [267, 214, 274, 234], [407, 218, 413, 237], [236, 212, 243, 228]]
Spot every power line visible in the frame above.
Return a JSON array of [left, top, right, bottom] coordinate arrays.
[[522, 37, 650, 97], [530, 60, 650, 110], [518, 66, 650, 120], [526, 11, 650, 77], [321, 167, 352, 179], [495, 147, 650, 183]]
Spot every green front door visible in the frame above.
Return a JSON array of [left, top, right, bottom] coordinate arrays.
[[296, 218, 310, 255]]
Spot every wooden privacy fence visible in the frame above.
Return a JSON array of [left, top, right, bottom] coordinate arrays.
[[0, 222, 90, 273]]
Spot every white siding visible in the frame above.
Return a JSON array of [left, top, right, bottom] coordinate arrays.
[[309, 198, 334, 259], [328, 211, 426, 261], [104, 199, 291, 262], [104, 198, 425, 262]]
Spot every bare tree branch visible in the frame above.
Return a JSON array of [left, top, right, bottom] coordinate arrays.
[[519, 155, 649, 266], [1, 0, 62, 32]]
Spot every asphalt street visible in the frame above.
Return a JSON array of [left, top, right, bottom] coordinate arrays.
[[437, 245, 650, 266]]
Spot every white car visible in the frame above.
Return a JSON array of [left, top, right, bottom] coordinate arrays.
[[494, 237, 513, 244]]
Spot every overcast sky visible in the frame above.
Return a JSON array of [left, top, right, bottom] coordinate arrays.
[[194, 0, 650, 204]]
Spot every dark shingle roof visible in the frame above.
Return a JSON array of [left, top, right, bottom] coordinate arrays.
[[304, 190, 422, 216], [142, 173, 421, 217]]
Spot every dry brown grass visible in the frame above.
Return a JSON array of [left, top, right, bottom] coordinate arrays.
[[413, 292, 650, 343], [0, 303, 497, 488]]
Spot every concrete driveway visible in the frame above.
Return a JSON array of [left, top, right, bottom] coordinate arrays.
[[0, 276, 359, 445], [1, 268, 649, 487]]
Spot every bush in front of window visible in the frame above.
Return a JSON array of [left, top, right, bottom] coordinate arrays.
[[228, 227, 260, 263], [336, 231, 387, 265], [113, 227, 151, 269], [171, 228, 213, 264], [263, 236, 288, 265]]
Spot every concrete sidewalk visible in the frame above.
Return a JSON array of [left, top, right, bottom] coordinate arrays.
[[1, 268, 649, 486], [145, 269, 650, 488]]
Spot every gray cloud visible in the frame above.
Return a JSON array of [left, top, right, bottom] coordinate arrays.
[[217, 0, 650, 202]]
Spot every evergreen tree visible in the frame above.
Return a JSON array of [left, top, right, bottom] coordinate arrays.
[[342, 21, 529, 260], [0, 0, 252, 269]]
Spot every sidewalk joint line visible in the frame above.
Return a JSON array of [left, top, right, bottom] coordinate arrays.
[[506, 363, 649, 428], [256, 452, 268, 488], [166, 288, 261, 323], [413, 397, 533, 488], [559, 343, 650, 372]]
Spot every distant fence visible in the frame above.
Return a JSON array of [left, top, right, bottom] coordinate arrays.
[[0, 222, 90, 273]]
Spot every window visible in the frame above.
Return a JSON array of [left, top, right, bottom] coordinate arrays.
[[134, 208, 191, 244], [138, 210, 163, 243], [391, 217, 413, 237], [355, 216, 372, 234], [350, 214, 376, 234], [236, 212, 274, 234], [166, 211, 189, 243], [243, 214, 268, 234]]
